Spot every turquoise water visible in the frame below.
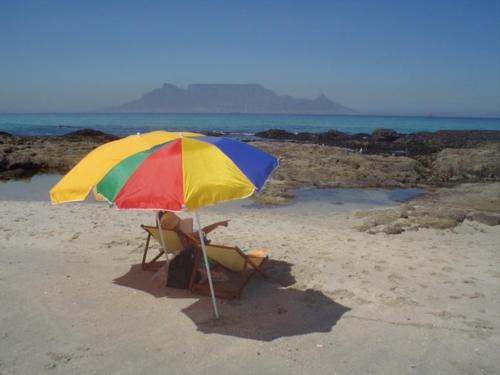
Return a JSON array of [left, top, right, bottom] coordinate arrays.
[[1, 113, 499, 136]]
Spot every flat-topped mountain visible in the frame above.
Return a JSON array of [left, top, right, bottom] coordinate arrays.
[[108, 83, 353, 114]]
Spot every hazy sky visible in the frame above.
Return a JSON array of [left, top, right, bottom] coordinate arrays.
[[1, 0, 499, 116]]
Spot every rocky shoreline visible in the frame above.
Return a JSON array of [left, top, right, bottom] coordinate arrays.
[[0, 129, 117, 179], [353, 182, 500, 234], [1, 127, 499, 230], [1, 127, 499, 181], [255, 128, 500, 156]]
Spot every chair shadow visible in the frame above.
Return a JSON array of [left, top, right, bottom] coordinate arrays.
[[113, 260, 351, 342]]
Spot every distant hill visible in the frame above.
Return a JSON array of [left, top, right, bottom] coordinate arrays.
[[107, 83, 353, 114]]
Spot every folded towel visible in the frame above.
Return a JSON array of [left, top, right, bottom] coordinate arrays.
[[245, 248, 269, 258]]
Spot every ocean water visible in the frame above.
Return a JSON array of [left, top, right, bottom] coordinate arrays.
[[1, 113, 499, 137]]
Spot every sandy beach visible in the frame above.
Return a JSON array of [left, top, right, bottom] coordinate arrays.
[[1, 195, 499, 374]]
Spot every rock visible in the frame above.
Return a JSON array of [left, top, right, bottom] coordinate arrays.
[[0, 129, 117, 178], [466, 212, 500, 226], [408, 207, 466, 229], [432, 146, 500, 182], [61, 128, 113, 138], [448, 209, 467, 222], [414, 215, 458, 229], [59, 128, 118, 142], [354, 208, 403, 232], [317, 130, 349, 143], [295, 132, 319, 142], [0, 151, 47, 178], [254, 129, 349, 144], [351, 133, 371, 140], [255, 129, 296, 140], [371, 128, 401, 142], [434, 208, 467, 222], [204, 130, 227, 137], [353, 183, 500, 233], [254, 128, 500, 157], [383, 223, 405, 235]]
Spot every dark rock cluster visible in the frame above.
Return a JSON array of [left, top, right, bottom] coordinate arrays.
[[0, 128, 117, 179], [255, 128, 500, 156]]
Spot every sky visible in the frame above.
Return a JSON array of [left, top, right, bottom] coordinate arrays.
[[0, 0, 499, 117]]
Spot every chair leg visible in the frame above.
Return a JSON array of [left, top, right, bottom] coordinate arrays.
[[142, 233, 165, 270], [141, 234, 152, 270], [237, 270, 255, 299], [236, 258, 268, 298], [189, 248, 202, 292], [149, 250, 165, 264]]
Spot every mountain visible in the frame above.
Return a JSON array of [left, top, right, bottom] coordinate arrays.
[[107, 83, 353, 114]]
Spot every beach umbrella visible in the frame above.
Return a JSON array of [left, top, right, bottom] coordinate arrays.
[[50, 131, 279, 318]]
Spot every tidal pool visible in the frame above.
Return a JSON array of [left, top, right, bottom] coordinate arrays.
[[0, 174, 424, 214]]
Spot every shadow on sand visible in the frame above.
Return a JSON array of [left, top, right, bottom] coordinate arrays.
[[113, 260, 350, 341]]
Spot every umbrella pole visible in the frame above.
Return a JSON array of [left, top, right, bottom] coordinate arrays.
[[195, 211, 220, 319], [156, 211, 170, 280]]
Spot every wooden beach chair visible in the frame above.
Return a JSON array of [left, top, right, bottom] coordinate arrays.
[[140, 224, 268, 299], [140, 225, 186, 271], [189, 242, 268, 299]]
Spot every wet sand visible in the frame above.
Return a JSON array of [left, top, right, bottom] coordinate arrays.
[[1, 198, 499, 374]]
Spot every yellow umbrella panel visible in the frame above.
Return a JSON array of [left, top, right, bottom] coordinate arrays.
[[49, 131, 200, 203]]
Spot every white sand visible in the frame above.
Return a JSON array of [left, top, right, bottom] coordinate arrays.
[[0, 201, 499, 374]]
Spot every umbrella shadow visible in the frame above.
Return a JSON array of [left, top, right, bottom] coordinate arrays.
[[113, 260, 350, 341]]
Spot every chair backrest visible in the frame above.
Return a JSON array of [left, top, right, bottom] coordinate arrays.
[[142, 225, 185, 254], [205, 244, 246, 271]]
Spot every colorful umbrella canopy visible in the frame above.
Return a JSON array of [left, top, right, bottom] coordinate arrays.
[[50, 131, 278, 210]]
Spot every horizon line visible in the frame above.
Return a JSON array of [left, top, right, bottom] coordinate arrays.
[[0, 111, 499, 120]]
